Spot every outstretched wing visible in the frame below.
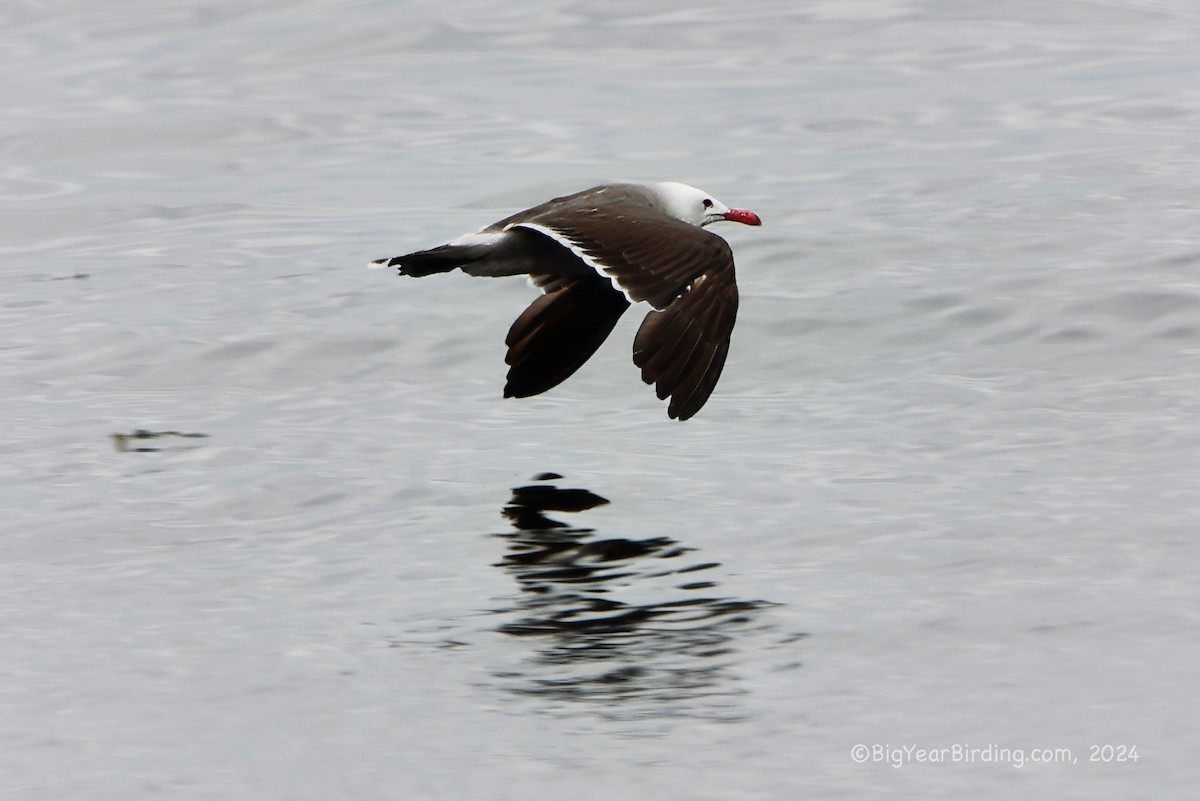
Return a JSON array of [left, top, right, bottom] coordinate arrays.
[[508, 189, 735, 310], [632, 262, 738, 421], [513, 212, 734, 309], [504, 274, 631, 399]]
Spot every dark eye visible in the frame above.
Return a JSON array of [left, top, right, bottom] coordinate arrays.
[[702, 198, 713, 209]]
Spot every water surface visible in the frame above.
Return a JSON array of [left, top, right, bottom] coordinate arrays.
[[3, 1, 1198, 797]]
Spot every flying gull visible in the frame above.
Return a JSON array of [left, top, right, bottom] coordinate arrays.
[[372, 182, 761, 420]]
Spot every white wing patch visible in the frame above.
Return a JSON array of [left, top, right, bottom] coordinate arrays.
[[508, 221, 635, 302]]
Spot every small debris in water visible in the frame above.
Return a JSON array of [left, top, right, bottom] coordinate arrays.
[[111, 429, 209, 453]]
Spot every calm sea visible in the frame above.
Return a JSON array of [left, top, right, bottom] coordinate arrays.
[[3, 1, 1198, 797]]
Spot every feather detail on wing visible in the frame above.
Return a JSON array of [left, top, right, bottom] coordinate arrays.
[[510, 206, 735, 310], [632, 267, 738, 420], [504, 274, 631, 399]]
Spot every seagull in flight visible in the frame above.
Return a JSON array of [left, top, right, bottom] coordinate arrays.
[[372, 182, 761, 420]]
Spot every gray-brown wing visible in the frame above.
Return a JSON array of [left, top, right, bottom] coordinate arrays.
[[511, 199, 735, 310], [504, 273, 631, 399], [632, 262, 738, 421]]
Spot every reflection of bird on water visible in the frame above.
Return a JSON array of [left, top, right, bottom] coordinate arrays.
[[491, 473, 775, 717]]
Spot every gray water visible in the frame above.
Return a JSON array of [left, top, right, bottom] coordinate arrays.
[[3, 1, 1198, 798]]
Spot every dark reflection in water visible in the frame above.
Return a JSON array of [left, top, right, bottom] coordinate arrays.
[[491, 473, 777, 720]]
